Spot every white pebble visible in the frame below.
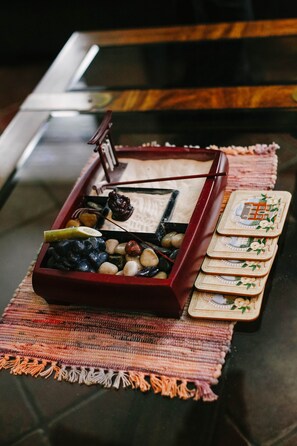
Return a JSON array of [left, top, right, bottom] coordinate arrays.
[[98, 262, 118, 275], [123, 261, 140, 276], [125, 254, 142, 268]]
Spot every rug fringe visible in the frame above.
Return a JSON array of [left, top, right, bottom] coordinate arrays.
[[138, 141, 279, 156], [206, 142, 279, 155], [0, 354, 218, 401]]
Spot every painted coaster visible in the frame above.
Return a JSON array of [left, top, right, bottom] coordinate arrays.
[[201, 245, 278, 277], [195, 271, 267, 296], [217, 190, 291, 238], [207, 233, 278, 261], [188, 290, 264, 321]]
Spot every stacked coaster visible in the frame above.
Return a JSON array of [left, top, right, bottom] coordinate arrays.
[[188, 190, 291, 321]]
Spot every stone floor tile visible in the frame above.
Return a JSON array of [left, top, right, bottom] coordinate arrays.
[[47, 389, 219, 446], [10, 429, 51, 446], [213, 415, 252, 446], [21, 375, 97, 420], [0, 372, 39, 445], [223, 220, 297, 444], [275, 430, 297, 446]]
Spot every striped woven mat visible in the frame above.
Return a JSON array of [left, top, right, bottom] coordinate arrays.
[[0, 144, 278, 401]]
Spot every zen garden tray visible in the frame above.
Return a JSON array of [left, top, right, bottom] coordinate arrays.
[[32, 111, 228, 317]]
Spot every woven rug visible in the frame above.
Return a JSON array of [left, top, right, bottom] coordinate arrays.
[[0, 143, 278, 401]]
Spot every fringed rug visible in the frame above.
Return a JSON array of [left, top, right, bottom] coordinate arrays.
[[0, 143, 278, 401]]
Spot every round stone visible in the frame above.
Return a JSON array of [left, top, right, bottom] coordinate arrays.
[[65, 219, 80, 228], [105, 239, 119, 255], [154, 271, 168, 279], [125, 240, 142, 256], [79, 212, 98, 228], [125, 254, 142, 268], [161, 231, 177, 248], [136, 266, 159, 277], [140, 248, 159, 267], [170, 249, 179, 261], [158, 256, 172, 273], [123, 261, 140, 276], [108, 255, 125, 270], [171, 233, 184, 248], [114, 242, 127, 256], [98, 262, 118, 275]]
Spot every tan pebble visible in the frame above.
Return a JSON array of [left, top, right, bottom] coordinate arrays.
[[140, 248, 159, 267], [161, 231, 177, 248], [98, 262, 118, 275], [105, 239, 119, 255], [125, 254, 141, 267], [171, 233, 184, 248], [79, 212, 98, 228], [65, 219, 80, 228], [123, 261, 140, 276], [116, 270, 124, 275], [114, 242, 127, 255], [154, 271, 168, 279]]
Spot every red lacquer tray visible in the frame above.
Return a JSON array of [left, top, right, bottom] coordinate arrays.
[[32, 116, 228, 317]]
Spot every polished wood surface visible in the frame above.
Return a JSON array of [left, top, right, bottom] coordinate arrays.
[[87, 19, 297, 46], [23, 85, 297, 112]]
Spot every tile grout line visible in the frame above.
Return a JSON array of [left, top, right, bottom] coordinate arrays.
[[9, 427, 52, 446], [262, 422, 297, 446], [46, 387, 110, 427], [19, 376, 110, 433], [2, 377, 53, 446], [225, 413, 256, 446]]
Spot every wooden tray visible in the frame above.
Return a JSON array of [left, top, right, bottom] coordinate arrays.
[[32, 124, 228, 318]]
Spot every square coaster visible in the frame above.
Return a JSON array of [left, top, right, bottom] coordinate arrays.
[[207, 233, 278, 261], [188, 290, 264, 321], [201, 245, 277, 277], [195, 271, 267, 296], [217, 190, 291, 238]]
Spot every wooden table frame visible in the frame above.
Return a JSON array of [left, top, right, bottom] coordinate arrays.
[[1, 18, 297, 189]]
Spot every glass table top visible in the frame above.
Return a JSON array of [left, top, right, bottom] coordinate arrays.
[[70, 36, 297, 91]]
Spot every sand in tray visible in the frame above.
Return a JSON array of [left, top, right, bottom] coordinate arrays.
[[93, 158, 213, 232]]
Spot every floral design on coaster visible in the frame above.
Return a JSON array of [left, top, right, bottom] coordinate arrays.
[[201, 246, 277, 277], [188, 290, 264, 321], [217, 190, 291, 237], [207, 233, 278, 261], [195, 271, 267, 296]]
